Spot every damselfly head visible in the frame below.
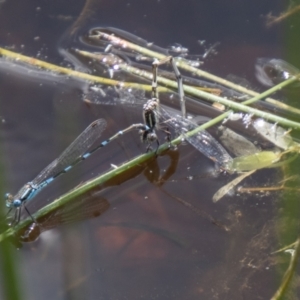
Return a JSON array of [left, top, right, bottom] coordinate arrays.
[[13, 199, 22, 208], [147, 132, 157, 142], [143, 99, 158, 112]]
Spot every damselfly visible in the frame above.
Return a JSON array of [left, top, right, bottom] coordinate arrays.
[[79, 50, 233, 169], [5, 118, 154, 224]]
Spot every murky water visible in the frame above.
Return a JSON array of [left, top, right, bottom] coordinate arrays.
[[0, 0, 299, 299]]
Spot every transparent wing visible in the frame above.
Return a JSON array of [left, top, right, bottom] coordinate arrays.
[[31, 119, 107, 186], [158, 107, 232, 168]]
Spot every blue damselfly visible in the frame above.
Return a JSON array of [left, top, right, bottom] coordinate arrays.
[[6, 118, 154, 224]]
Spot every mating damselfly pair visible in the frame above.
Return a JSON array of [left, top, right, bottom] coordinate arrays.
[[5, 52, 233, 226], [5, 28, 298, 227]]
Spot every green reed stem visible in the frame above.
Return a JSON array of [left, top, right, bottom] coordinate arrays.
[[1, 47, 300, 129], [93, 31, 300, 115], [271, 238, 300, 300]]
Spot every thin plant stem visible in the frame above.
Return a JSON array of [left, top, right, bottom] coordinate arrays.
[[266, 5, 300, 28], [1, 47, 300, 129], [271, 238, 300, 300], [93, 31, 300, 113], [0, 47, 159, 92]]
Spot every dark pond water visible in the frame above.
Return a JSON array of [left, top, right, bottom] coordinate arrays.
[[0, 0, 300, 299]]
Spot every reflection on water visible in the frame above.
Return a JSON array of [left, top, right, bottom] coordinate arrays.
[[255, 58, 300, 88], [19, 195, 110, 242]]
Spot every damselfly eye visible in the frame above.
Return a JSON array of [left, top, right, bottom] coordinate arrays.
[[13, 199, 22, 208]]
